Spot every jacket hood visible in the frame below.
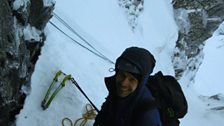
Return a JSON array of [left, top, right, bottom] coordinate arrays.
[[115, 47, 156, 84], [105, 47, 156, 97]]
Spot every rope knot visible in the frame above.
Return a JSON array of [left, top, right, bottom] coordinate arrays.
[[74, 104, 97, 126]]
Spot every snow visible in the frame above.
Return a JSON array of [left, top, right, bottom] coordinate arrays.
[[43, 0, 56, 7], [174, 8, 191, 33], [15, 0, 224, 126], [13, 0, 30, 11], [23, 24, 43, 42], [194, 35, 224, 96]]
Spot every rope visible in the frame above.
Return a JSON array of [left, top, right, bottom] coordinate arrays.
[[61, 104, 97, 126], [74, 104, 97, 126], [53, 13, 108, 60], [50, 13, 115, 64], [49, 21, 113, 64], [61, 118, 73, 126]]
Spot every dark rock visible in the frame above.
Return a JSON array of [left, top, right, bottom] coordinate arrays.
[[0, 0, 54, 125], [29, 0, 54, 30], [173, 0, 224, 79]]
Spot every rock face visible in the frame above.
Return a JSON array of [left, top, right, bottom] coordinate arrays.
[[0, 0, 54, 125], [172, 0, 224, 81], [119, 0, 224, 83], [118, 0, 144, 30]]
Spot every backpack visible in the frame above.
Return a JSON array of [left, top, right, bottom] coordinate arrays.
[[147, 71, 188, 126]]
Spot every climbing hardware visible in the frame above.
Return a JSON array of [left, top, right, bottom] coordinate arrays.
[[41, 70, 72, 110]]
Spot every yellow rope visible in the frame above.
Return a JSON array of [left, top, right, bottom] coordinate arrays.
[[61, 104, 97, 126], [74, 104, 97, 126], [61, 117, 73, 126]]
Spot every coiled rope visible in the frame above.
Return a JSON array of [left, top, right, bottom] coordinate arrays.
[[61, 104, 97, 126]]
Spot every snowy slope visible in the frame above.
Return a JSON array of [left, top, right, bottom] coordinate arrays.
[[15, 0, 224, 126]]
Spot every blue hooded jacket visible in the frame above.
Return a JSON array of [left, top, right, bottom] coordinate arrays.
[[94, 47, 162, 126]]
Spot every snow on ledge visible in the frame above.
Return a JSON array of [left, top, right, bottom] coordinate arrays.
[[23, 24, 42, 42], [43, 0, 56, 7], [13, 0, 30, 11]]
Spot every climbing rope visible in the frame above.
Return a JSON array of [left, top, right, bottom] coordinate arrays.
[[50, 13, 115, 64], [61, 118, 73, 126], [61, 104, 97, 126], [74, 104, 97, 126], [53, 12, 109, 61]]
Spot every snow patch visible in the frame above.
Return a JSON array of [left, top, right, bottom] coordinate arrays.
[[199, 94, 224, 113], [43, 0, 56, 7], [23, 24, 42, 42], [118, 0, 144, 30], [13, 0, 30, 11], [21, 84, 31, 95], [174, 8, 191, 34]]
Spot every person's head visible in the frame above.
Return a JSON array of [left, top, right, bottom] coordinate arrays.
[[115, 70, 140, 97], [115, 47, 156, 97]]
